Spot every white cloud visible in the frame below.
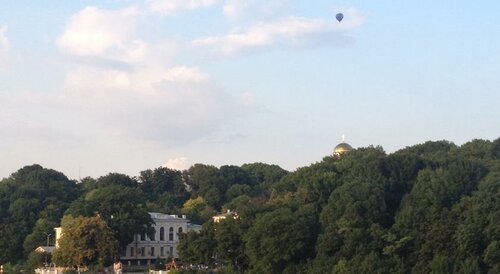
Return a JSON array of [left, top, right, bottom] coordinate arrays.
[[148, 0, 221, 16], [164, 157, 190, 170], [55, 5, 247, 145], [0, 25, 9, 69], [57, 6, 143, 62], [0, 92, 84, 148], [59, 63, 240, 143], [240, 91, 256, 107], [193, 13, 365, 56], [223, 0, 288, 21]]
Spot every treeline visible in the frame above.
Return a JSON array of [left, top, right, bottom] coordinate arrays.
[[176, 138, 500, 274], [0, 138, 499, 273], [0, 160, 287, 271]]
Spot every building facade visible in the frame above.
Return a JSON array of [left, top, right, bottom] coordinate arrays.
[[54, 213, 201, 266], [121, 213, 201, 265]]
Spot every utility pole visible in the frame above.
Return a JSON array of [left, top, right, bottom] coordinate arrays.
[[45, 233, 51, 266]]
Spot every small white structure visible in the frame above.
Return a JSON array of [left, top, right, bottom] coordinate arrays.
[[212, 209, 238, 223], [121, 213, 201, 265], [54, 227, 62, 248]]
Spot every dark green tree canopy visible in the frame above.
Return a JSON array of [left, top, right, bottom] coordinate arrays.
[[65, 183, 153, 250], [52, 215, 119, 268], [2, 138, 500, 274]]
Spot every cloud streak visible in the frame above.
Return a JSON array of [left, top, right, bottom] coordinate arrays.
[[223, 0, 288, 21], [147, 0, 221, 16], [193, 13, 365, 56]]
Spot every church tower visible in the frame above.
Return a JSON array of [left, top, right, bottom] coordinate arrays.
[[333, 134, 353, 156]]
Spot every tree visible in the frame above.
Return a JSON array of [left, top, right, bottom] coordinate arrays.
[[177, 223, 217, 266], [65, 184, 153, 250], [0, 164, 78, 264], [138, 167, 186, 201], [185, 164, 224, 208], [245, 208, 315, 273], [96, 173, 137, 188], [181, 196, 215, 224], [23, 218, 57, 257], [241, 163, 289, 190], [52, 215, 119, 269], [214, 218, 249, 271]]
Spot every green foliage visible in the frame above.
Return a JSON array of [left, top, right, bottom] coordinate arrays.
[[186, 164, 225, 207], [181, 196, 215, 224], [1, 137, 500, 274], [241, 162, 289, 191], [65, 183, 153, 250], [26, 250, 46, 272], [245, 207, 316, 273], [214, 218, 249, 271], [23, 218, 57, 256], [139, 167, 187, 205], [0, 164, 78, 263], [52, 215, 119, 268], [95, 173, 137, 188], [177, 224, 217, 265]]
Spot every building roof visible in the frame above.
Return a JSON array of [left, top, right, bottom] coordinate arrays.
[[35, 246, 55, 253], [149, 212, 188, 221]]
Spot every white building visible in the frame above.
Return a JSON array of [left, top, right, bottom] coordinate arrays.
[[121, 213, 201, 265], [54, 213, 201, 265]]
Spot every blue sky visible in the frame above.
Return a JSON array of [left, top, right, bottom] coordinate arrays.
[[1, 1, 499, 179]]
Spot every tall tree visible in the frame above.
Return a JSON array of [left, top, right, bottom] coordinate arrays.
[[65, 184, 153, 250], [0, 164, 78, 263], [52, 215, 119, 269]]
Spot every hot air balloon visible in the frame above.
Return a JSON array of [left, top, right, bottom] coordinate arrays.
[[336, 13, 344, 22]]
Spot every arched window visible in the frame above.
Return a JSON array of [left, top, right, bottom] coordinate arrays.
[[160, 227, 165, 241], [169, 227, 174, 241], [178, 227, 183, 234], [140, 232, 146, 241]]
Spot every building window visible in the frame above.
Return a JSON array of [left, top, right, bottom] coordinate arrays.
[[169, 227, 174, 241], [140, 232, 146, 241], [178, 227, 183, 234], [150, 230, 155, 241], [169, 246, 174, 257], [141, 247, 145, 257], [160, 247, 164, 257], [160, 227, 165, 241], [151, 247, 155, 257], [130, 247, 134, 257]]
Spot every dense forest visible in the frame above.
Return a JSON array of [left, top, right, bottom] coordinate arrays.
[[1, 138, 499, 273]]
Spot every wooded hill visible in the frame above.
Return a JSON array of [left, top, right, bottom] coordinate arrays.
[[1, 138, 499, 273]]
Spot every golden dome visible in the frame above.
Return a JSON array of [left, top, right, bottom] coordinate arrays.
[[333, 135, 352, 156], [334, 142, 353, 155]]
